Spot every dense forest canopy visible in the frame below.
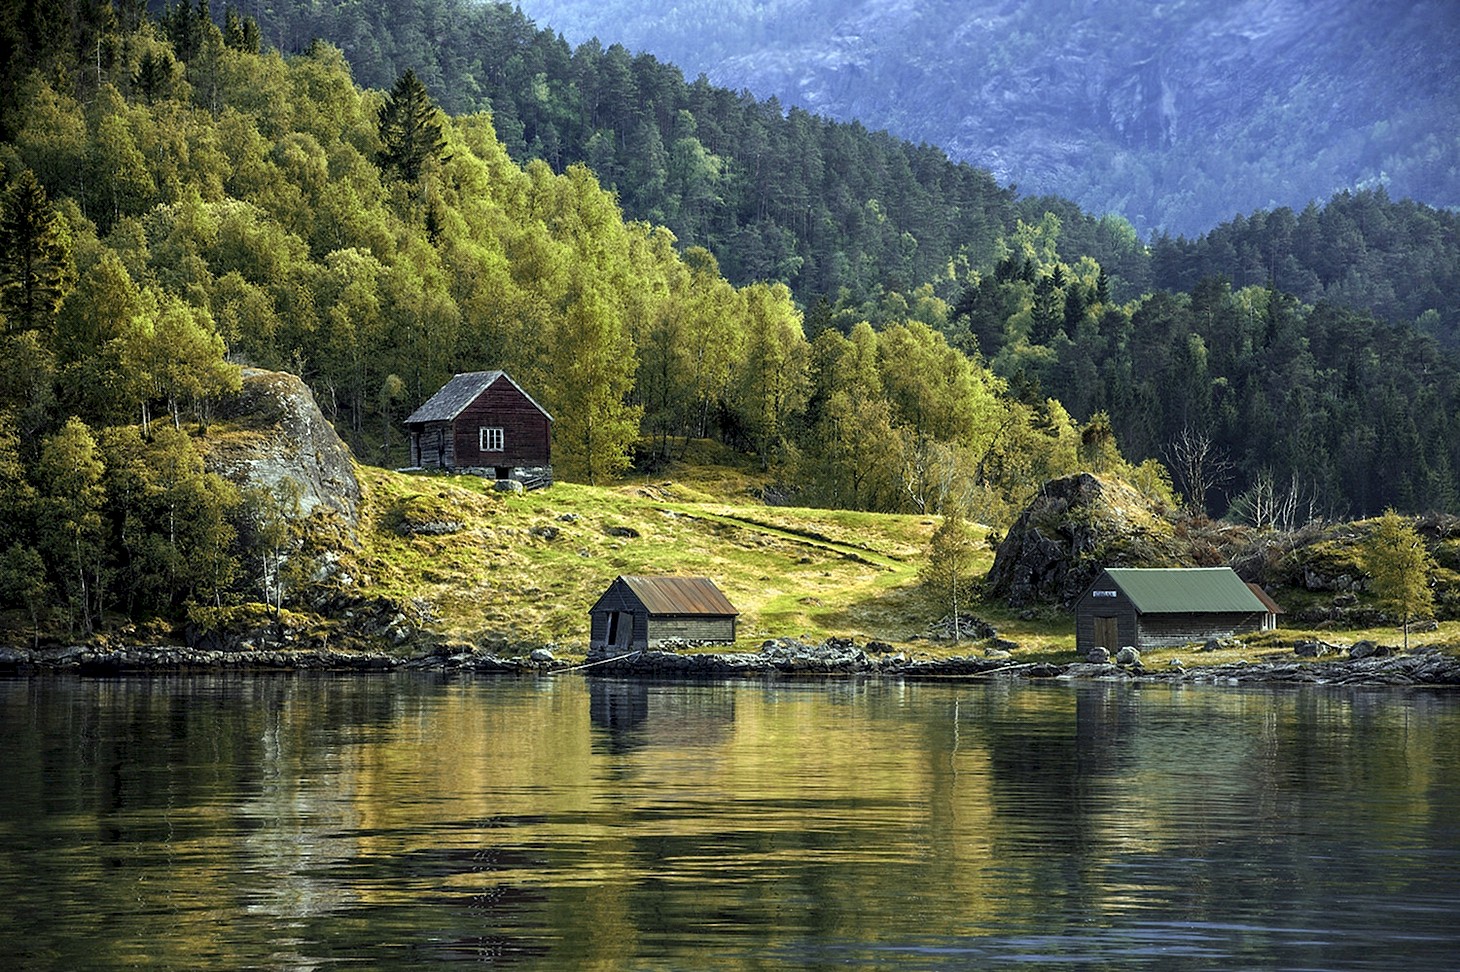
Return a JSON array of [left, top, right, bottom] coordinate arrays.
[[99, 0, 1460, 350], [509, 0, 1460, 238], [125, 0, 1146, 308], [0, 0, 1457, 638], [0, 0, 1171, 632]]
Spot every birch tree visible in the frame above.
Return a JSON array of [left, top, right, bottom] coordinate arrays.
[[921, 509, 979, 642], [547, 279, 642, 484], [36, 417, 106, 635]]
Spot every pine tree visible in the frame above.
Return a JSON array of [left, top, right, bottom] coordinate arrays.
[[376, 69, 446, 183], [220, 4, 259, 53], [163, 0, 198, 62]]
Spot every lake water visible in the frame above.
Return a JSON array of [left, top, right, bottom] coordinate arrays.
[[2, 674, 1458, 970]]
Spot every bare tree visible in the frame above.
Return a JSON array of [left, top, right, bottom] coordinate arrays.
[[1163, 427, 1233, 514], [900, 435, 961, 514], [1229, 469, 1328, 531]]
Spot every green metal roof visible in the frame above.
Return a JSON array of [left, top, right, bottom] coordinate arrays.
[[1102, 568, 1269, 614]]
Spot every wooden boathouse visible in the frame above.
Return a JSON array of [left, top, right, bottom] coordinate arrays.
[[1075, 567, 1278, 653], [589, 576, 739, 651]]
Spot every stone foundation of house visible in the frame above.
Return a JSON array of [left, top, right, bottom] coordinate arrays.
[[459, 464, 554, 490]]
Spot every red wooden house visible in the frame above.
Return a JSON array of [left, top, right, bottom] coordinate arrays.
[[404, 371, 553, 488]]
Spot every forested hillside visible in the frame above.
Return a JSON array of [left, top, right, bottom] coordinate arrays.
[[511, 0, 1460, 238], [973, 267, 1460, 519], [0, 3, 1171, 633], [107, 0, 1147, 309], [1, 0, 1459, 644], [93, 0, 1460, 350], [1150, 192, 1460, 347]]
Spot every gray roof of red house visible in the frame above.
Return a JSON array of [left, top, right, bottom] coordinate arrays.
[[615, 576, 738, 616], [403, 371, 552, 424]]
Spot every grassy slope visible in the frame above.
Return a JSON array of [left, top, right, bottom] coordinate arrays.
[[358, 464, 944, 657], [356, 446, 1460, 664]]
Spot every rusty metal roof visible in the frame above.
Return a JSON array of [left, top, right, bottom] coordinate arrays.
[[403, 371, 552, 424], [620, 576, 738, 616], [1245, 582, 1285, 614]]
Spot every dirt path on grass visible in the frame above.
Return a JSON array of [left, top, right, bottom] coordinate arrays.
[[662, 505, 909, 571]]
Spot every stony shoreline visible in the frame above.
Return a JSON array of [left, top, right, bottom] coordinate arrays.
[[578, 640, 1460, 686], [2, 639, 1459, 686]]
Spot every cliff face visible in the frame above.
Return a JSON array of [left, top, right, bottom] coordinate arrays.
[[513, 0, 1460, 235], [205, 368, 362, 531]]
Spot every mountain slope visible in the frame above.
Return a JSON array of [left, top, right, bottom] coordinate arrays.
[[511, 0, 1460, 236]]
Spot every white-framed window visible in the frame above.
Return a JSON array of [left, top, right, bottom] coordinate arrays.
[[480, 427, 505, 452]]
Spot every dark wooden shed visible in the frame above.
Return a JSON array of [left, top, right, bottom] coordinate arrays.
[[589, 576, 739, 651], [1075, 567, 1278, 654], [404, 371, 552, 487]]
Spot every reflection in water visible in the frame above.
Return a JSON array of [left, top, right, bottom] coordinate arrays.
[[590, 679, 650, 748], [590, 679, 737, 755], [1, 675, 1458, 969]]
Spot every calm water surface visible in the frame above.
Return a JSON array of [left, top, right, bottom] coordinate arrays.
[[1, 674, 1458, 970]]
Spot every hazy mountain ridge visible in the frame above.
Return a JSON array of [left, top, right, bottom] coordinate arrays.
[[512, 0, 1460, 236]]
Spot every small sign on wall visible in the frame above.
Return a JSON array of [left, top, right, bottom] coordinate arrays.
[[1092, 590, 1117, 598]]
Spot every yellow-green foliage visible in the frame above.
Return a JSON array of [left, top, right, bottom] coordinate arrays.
[[4, 23, 1156, 521], [1361, 510, 1437, 631]]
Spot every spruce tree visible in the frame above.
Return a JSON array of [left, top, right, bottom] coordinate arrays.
[[0, 169, 75, 334], [376, 69, 446, 183]]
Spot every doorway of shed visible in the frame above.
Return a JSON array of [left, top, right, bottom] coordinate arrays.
[[1094, 616, 1119, 650], [607, 611, 630, 648]]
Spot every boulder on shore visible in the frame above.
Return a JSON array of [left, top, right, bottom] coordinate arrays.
[[985, 473, 1183, 606], [207, 369, 362, 532]]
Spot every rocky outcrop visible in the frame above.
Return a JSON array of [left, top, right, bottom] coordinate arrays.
[[207, 368, 362, 530], [984, 473, 1184, 607]]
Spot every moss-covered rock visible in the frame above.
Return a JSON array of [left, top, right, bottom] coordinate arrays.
[[1276, 524, 1368, 593], [984, 473, 1186, 606], [206, 368, 362, 530], [386, 492, 466, 536]]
